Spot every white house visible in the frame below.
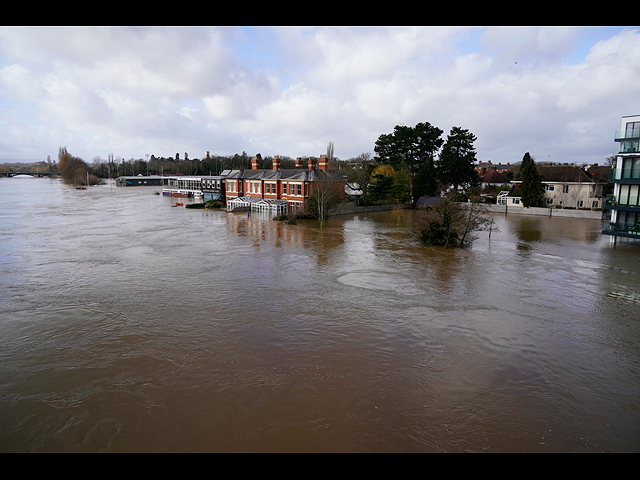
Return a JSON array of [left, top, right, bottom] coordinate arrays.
[[497, 164, 608, 209]]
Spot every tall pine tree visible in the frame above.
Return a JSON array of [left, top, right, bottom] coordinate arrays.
[[519, 152, 544, 207], [437, 127, 480, 193]]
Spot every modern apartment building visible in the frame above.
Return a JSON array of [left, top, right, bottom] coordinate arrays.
[[603, 114, 640, 241]]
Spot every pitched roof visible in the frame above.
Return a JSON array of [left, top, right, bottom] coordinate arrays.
[[225, 169, 346, 182], [507, 184, 522, 197], [480, 169, 511, 184], [416, 196, 440, 207], [537, 165, 595, 183], [586, 165, 611, 182]]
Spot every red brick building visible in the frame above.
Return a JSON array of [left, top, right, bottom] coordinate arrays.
[[225, 155, 346, 214]]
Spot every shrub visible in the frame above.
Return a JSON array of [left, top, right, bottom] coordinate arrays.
[[276, 213, 298, 224], [413, 196, 495, 248]]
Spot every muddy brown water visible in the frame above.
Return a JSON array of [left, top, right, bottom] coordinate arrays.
[[1, 177, 639, 452]]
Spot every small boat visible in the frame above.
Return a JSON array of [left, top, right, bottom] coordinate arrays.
[[172, 202, 184, 207]]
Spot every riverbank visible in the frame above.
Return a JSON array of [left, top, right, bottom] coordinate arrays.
[[331, 202, 412, 215], [330, 201, 602, 220], [483, 204, 603, 219]]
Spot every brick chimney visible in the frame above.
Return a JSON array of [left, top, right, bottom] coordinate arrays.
[[273, 155, 280, 171], [308, 157, 316, 170], [252, 156, 259, 170], [295, 157, 303, 168], [319, 154, 328, 171]]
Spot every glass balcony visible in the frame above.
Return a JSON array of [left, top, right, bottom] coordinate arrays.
[[615, 129, 640, 141], [614, 141, 640, 155], [602, 222, 640, 236], [609, 167, 640, 180]]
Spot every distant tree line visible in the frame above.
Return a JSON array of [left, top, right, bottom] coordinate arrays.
[[86, 151, 323, 178]]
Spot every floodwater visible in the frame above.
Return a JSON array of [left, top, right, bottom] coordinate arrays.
[[1, 176, 639, 452]]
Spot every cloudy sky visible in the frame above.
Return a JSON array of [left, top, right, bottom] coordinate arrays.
[[1, 26, 638, 166]]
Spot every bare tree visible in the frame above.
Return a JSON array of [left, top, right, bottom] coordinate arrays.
[[327, 141, 335, 161], [305, 170, 344, 227]]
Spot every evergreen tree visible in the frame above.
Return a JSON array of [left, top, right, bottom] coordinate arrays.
[[437, 127, 479, 193], [390, 167, 411, 204], [412, 158, 439, 199], [369, 173, 395, 202], [519, 152, 544, 207], [373, 121, 444, 198]]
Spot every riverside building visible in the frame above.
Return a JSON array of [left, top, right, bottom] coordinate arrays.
[[603, 114, 640, 242]]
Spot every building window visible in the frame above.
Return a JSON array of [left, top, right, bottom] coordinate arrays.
[[562, 185, 569, 193], [512, 198, 520, 204], [546, 198, 553, 205], [621, 157, 640, 179], [283, 183, 287, 195], [297, 184, 302, 196], [545, 185, 554, 191], [625, 121, 640, 137], [577, 200, 584, 208]]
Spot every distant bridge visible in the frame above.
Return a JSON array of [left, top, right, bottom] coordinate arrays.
[[1, 171, 55, 177]]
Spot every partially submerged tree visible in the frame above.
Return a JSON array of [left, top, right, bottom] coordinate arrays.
[[414, 195, 495, 248], [305, 170, 344, 227], [58, 146, 99, 185]]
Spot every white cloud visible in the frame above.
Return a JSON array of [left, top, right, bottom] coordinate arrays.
[[0, 26, 639, 165]]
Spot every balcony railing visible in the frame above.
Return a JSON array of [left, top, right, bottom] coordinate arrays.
[[609, 167, 640, 180], [614, 142, 640, 155], [615, 129, 640, 141], [602, 222, 640, 236]]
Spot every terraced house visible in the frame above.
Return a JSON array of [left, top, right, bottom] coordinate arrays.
[[225, 155, 346, 215]]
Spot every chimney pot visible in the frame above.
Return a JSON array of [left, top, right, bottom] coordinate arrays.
[[319, 154, 328, 171]]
